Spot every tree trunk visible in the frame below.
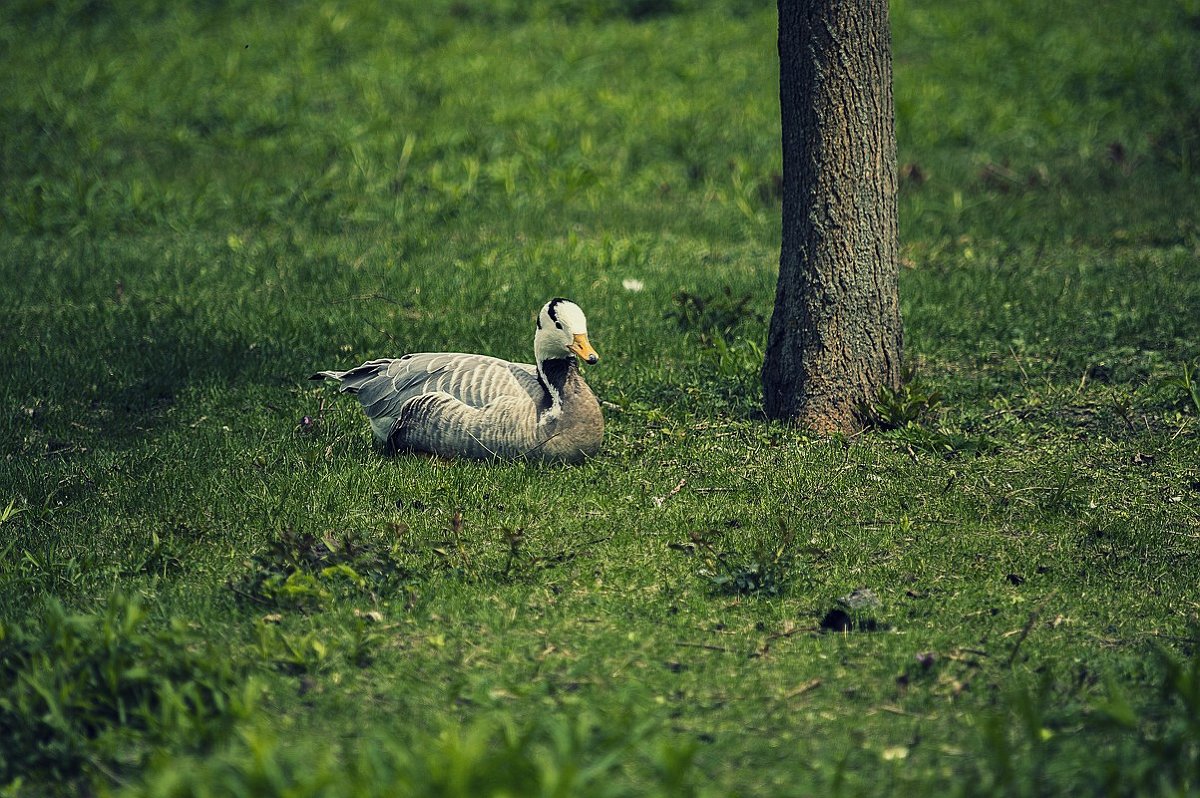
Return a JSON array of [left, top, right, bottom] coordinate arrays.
[[762, 0, 903, 433]]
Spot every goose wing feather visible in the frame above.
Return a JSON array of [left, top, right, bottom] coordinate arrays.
[[315, 353, 546, 430], [394, 391, 543, 460]]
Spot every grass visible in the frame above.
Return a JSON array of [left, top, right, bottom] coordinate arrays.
[[2, 0, 1199, 795]]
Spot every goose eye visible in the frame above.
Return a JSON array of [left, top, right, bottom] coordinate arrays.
[[555, 321, 563, 330]]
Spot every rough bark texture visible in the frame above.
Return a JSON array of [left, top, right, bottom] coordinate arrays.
[[762, 0, 903, 433]]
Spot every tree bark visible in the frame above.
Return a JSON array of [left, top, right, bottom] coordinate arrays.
[[762, 0, 903, 433]]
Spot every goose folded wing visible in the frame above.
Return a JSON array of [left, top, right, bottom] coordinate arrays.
[[341, 353, 544, 424]]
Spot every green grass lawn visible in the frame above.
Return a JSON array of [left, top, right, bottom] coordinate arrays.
[[2, 0, 1199, 795]]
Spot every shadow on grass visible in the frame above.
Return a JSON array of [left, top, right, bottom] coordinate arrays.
[[5, 299, 295, 457]]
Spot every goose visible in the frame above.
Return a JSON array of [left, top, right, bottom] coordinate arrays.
[[311, 298, 604, 463]]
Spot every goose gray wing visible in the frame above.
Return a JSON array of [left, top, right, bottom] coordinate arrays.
[[312, 353, 545, 439]]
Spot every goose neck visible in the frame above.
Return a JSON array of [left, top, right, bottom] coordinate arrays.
[[537, 357, 576, 418]]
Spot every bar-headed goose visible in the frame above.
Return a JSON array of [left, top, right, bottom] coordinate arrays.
[[312, 298, 603, 463]]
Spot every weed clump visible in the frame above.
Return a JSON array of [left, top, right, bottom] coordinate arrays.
[[230, 528, 410, 610], [0, 594, 255, 791], [1165, 359, 1200, 415], [867, 379, 943, 431], [864, 367, 999, 457], [690, 519, 798, 598]]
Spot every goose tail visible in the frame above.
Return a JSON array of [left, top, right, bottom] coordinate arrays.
[[310, 359, 394, 395]]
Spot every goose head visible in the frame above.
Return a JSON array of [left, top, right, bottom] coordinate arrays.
[[535, 298, 599, 366]]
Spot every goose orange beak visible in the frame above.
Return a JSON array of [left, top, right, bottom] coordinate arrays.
[[568, 333, 599, 365]]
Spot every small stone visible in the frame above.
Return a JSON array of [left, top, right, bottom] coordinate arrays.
[[837, 588, 880, 610]]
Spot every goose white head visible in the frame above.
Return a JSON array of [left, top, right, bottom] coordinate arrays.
[[535, 298, 599, 365]]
